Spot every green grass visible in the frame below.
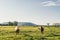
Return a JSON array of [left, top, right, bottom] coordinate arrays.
[[0, 26, 60, 40]]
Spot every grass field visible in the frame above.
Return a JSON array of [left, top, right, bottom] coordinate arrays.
[[0, 26, 60, 40]]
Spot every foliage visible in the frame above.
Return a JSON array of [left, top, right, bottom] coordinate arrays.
[[0, 21, 18, 26], [8, 22, 13, 26], [13, 21, 18, 26]]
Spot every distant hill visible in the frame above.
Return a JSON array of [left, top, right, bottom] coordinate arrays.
[[18, 22, 37, 26], [2, 22, 37, 26]]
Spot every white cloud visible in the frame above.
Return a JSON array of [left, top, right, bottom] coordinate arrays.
[[40, 0, 60, 7]]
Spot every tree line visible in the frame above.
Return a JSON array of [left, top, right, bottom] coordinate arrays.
[[0, 21, 18, 26]]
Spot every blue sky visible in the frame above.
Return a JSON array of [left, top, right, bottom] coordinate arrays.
[[0, 0, 60, 25]]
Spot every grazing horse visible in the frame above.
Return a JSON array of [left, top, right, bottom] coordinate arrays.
[[15, 26, 19, 34], [38, 26, 44, 34]]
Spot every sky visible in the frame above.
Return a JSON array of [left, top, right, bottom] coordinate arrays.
[[0, 0, 60, 25]]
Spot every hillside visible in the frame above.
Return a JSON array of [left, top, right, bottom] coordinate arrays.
[[18, 22, 37, 26]]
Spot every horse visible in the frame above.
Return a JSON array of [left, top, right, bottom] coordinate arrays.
[[15, 26, 19, 34], [38, 26, 44, 34]]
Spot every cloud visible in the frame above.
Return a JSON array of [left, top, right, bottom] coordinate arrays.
[[56, 0, 60, 2], [40, 0, 60, 7]]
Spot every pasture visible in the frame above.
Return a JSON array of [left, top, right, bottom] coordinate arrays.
[[0, 26, 60, 40]]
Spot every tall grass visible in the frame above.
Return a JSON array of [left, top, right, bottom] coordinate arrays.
[[0, 26, 60, 40]]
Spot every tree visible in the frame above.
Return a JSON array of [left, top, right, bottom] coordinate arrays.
[[13, 21, 18, 26], [8, 21, 13, 26], [47, 23, 50, 26]]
